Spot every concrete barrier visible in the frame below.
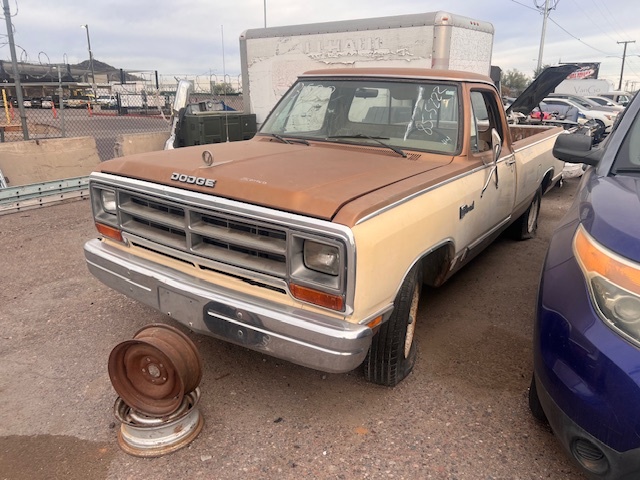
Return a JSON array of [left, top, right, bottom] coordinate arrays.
[[114, 131, 169, 158], [0, 136, 100, 187]]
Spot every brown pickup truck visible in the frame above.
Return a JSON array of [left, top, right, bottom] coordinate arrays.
[[84, 66, 573, 386]]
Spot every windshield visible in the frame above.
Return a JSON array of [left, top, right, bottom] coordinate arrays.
[[260, 79, 461, 155], [613, 103, 640, 173]]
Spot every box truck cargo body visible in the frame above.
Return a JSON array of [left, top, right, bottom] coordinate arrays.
[[239, 11, 494, 123]]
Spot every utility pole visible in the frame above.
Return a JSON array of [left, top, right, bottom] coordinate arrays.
[[617, 40, 635, 90], [535, 0, 559, 75], [2, 0, 29, 139]]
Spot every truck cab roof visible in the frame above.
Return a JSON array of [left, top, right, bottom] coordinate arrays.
[[299, 67, 495, 86]]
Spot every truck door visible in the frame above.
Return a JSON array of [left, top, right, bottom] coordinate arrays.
[[464, 88, 516, 246]]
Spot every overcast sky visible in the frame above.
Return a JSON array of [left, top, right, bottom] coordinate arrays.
[[2, 0, 640, 90]]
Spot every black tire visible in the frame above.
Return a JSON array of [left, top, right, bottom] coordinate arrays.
[[363, 263, 422, 386], [511, 187, 541, 240], [528, 374, 548, 423]]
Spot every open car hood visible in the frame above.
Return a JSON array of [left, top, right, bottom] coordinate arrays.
[[506, 64, 580, 116]]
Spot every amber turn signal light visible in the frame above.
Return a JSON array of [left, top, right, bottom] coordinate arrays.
[[95, 222, 124, 243], [289, 283, 344, 311]]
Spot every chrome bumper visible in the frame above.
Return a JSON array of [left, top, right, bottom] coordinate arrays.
[[84, 239, 373, 373]]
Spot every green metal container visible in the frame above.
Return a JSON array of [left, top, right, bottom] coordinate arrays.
[[176, 111, 257, 147]]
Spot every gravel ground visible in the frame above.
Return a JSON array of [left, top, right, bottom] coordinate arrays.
[[0, 178, 586, 480]]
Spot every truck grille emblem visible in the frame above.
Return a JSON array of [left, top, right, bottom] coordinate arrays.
[[171, 172, 216, 188]]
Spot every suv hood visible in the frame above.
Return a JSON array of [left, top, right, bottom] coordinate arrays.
[[507, 64, 580, 116], [97, 138, 453, 221]]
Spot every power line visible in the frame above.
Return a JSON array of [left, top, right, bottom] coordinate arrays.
[[509, 0, 539, 12], [592, 0, 634, 44], [570, 0, 619, 44], [547, 15, 614, 56]]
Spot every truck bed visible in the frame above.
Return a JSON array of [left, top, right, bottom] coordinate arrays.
[[509, 124, 561, 145]]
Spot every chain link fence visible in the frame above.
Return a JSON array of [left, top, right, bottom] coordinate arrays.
[[1, 89, 246, 161]]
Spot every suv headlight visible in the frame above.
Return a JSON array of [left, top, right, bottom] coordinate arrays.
[[574, 225, 640, 346]]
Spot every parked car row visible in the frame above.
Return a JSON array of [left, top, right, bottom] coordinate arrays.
[[530, 86, 640, 479], [542, 97, 618, 141], [600, 91, 635, 107], [11, 96, 63, 109], [9, 94, 120, 109], [9, 94, 141, 111]]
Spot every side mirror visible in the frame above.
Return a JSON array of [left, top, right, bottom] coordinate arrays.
[[482, 129, 502, 197], [491, 128, 502, 163], [553, 133, 603, 166], [172, 80, 193, 116], [164, 80, 194, 150]]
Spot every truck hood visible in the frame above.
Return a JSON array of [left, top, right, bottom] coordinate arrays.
[[97, 138, 453, 220], [507, 64, 580, 116]]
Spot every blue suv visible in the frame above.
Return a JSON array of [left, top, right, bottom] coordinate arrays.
[[530, 88, 640, 479]]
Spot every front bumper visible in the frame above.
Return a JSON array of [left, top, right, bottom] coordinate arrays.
[[534, 373, 640, 480], [534, 249, 640, 478], [84, 239, 373, 373]]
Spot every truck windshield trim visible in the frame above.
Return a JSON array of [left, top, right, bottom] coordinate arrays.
[[260, 78, 462, 156]]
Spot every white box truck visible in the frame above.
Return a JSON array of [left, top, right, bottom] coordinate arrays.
[[239, 11, 495, 123]]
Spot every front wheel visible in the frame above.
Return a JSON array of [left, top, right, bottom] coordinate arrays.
[[363, 263, 422, 386], [528, 374, 548, 423], [511, 187, 541, 240]]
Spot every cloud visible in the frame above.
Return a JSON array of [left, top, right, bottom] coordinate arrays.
[[2, 0, 639, 88]]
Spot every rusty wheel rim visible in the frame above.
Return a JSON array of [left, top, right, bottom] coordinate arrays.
[[108, 324, 202, 416]]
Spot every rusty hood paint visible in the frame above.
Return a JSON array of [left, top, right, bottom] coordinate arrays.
[[97, 138, 454, 220]]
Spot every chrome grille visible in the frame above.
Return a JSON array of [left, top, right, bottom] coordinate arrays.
[[117, 191, 287, 278]]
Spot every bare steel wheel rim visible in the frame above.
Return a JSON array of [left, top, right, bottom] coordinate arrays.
[[404, 283, 420, 358], [114, 388, 204, 457], [108, 324, 203, 416]]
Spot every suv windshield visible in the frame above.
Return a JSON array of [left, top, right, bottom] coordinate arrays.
[[613, 105, 640, 173], [260, 79, 461, 155]]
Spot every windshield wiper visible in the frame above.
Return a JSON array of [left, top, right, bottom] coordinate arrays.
[[268, 133, 291, 144], [267, 133, 309, 145], [327, 134, 407, 158]]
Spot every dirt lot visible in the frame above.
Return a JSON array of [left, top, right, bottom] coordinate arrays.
[[0, 179, 585, 480]]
